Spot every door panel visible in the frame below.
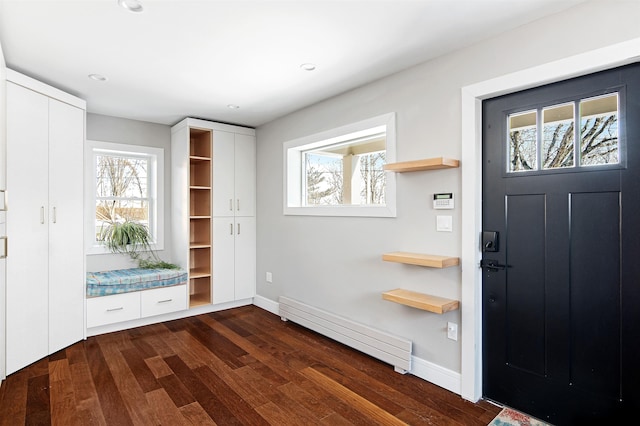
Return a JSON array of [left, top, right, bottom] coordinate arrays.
[[5, 82, 49, 374], [569, 191, 620, 397], [482, 62, 640, 424], [212, 217, 235, 304], [234, 133, 256, 217], [48, 98, 85, 353], [212, 130, 235, 217], [505, 194, 546, 375], [234, 216, 256, 300]]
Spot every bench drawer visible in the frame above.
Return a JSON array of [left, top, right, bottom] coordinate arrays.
[[141, 285, 187, 317], [87, 292, 141, 328]]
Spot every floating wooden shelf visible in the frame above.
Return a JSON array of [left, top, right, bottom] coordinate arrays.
[[384, 157, 459, 172], [382, 289, 459, 314], [382, 252, 459, 268]]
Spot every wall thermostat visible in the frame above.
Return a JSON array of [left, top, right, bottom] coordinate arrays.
[[433, 193, 454, 209]]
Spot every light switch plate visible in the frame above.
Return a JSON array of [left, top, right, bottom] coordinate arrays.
[[447, 322, 458, 341], [436, 215, 453, 232]]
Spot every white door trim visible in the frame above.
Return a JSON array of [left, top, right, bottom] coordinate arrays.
[[460, 37, 640, 402]]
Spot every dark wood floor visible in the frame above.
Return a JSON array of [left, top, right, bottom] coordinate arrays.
[[0, 305, 501, 425]]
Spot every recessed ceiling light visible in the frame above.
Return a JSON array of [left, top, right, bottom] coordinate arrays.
[[300, 63, 316, 71], [88, 73, 108, 82], [227, 104, 240, 109], [118, 0, 144, 13]]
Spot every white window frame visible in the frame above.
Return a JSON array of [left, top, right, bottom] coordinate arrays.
[[283, 113, 396, 217], [85, 140, 165, 255]]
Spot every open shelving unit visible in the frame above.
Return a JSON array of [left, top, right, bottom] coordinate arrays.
[[188, 128, 213, 308], [381, 156, 462, 313], [384, 157, 459, 173], [382, 289, 459, 314]]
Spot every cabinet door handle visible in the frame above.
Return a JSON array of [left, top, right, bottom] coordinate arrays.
[[0, 236, 7, 259], [230, 223, 233, 235], [106, 307, 124, 312], [52, 207, 57, 224], [237, 222, 241, 235], [40, 206, 45, 224], [158, 299, 173, 304], [229, 199, 233, 211], [237, 199, 240, 211]]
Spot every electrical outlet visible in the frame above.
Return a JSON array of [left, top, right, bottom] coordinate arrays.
[[447, 322, 458, 341], [266, 272, 273, 283]]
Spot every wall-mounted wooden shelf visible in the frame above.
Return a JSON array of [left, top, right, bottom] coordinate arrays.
[[382, 252, 459, 268], [384, 157, 459, 172], [382, 289, 459, 314]]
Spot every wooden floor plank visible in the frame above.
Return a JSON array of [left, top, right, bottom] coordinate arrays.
[[145, 387, 192, 426], [163, 354, 241, 425], [98, 335, 159, 426], [85, 338, 134, 426], [25, 374, 51, 426], [0, 369, 29, 426], [143, 355, 174, 379], [120, 347, 160, 393], [300, 366, 408, 426], [157, 374, 195, 408], [195, 365, 270, 425], [0, 305, 501, 425], [179, 402, 218, 426]]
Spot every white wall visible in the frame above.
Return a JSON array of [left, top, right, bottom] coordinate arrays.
[[85, 113, 174, 272], [255, 0, 640, 381]]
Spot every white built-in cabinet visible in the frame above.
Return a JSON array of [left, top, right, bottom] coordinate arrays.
[[212, 130, 256, 303], [5, 70, 85, 374], [171, 118, 256, 308]]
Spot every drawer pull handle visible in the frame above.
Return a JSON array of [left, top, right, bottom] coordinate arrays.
[[106, 307, 124, 312], [158, 299, 173, 304]]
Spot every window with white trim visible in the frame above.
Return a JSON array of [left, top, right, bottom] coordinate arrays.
[[284, 113, 396, 217], [86, 141, 164, 254]]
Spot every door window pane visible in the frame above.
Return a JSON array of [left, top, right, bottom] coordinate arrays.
[[580, 93, 619, 166], [508, 110, 537, 172], [543, 103, 575, 169]]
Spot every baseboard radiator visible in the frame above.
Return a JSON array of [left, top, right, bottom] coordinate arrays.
[[278, 296, 412, 373]]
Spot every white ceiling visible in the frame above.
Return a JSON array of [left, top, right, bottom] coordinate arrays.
[[0, 0, 586, 128]]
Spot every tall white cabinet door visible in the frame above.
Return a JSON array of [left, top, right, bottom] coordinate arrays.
[[5, 83, 50, 374], [212, 130, 235, 217], [234, 134, 256, 217], [212, 218, 235, 304], [48, 99, 84, 354], [235, 217, 256, 300]]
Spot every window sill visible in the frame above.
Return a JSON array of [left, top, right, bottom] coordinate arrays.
[[86, 242, 164, 256], [283, 204, 396, 218]]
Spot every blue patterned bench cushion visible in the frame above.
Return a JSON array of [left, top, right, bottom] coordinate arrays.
[[86, 268, 188, 298]]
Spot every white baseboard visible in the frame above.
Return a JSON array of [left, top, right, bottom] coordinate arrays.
[[252, 294, 279, 315], [410, 355, 461, 395], [252, 295, 462, 396]]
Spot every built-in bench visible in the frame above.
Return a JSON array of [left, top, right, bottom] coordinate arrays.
[[86, 267, 188, 297], [86, 267, 189, 329]]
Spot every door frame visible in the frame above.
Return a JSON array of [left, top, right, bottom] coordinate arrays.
[[460, 37, 640, 403]]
